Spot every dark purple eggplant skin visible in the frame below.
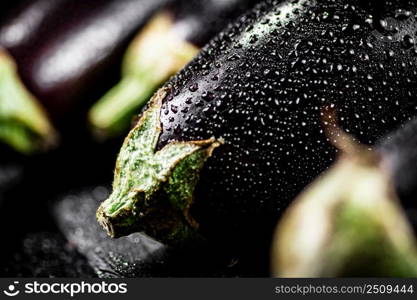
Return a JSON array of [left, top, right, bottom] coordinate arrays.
[[168, 0, 261, 48], [377, 119, 417, 206], [0, 0, 171, 119], [152, 0, 417, 242], [0, 1, 21, 20]]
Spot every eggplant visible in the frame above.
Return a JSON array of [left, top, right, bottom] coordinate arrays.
[[272, 132, 417, 277], [0, 0, 67, 51], [0, 0, 171, 152], [89, 0, 261, 138], [97, 0, 417, 247]]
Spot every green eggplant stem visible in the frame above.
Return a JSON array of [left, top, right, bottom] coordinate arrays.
[[89, 12, 199, 139], [89, 75, 156, 139], [0, 49, 57, 153]]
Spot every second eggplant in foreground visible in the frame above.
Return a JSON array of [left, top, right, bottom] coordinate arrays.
[[89, 0, 261, 138], [97, 0, 417, 246]]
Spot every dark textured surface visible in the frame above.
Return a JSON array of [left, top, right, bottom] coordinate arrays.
[[0, 163, 22, 203], [0, 0, 278, 278], [152, 0, 417, 244], [0, 146, 24, 204], [377, 118, 417, 230], [4, 0, 417, 278], [1, 232, 95, 277], [0, 1, 20, 20], [53, 187, 166, 278], [52, 186, 268, 277]]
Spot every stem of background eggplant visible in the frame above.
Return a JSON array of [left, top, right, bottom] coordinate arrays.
[[0, 49, 56, 154], [89, 12, 199, 139]]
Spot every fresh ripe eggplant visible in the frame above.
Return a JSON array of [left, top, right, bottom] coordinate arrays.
[[0, 0, 66, 152], [0, 0, 171, 152], [89, 0, 261, 138], [97, 0, 417, 246]]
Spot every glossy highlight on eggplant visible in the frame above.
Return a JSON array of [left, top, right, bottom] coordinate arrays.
[[89, 0, 261, 138], [98, 0, 417, 245], [273, 132, 417, 277]]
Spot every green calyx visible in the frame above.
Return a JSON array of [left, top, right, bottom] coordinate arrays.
[[97, 88, 222, 244], [0, 50, 56, 154]]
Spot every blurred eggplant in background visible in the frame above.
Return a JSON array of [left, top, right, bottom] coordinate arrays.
[[89, 0, 261, 138], [271, 129, 417, 277], [0, 3, 17, 25], [1, 232, 95, 277], [0, 0, 172, 153]]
